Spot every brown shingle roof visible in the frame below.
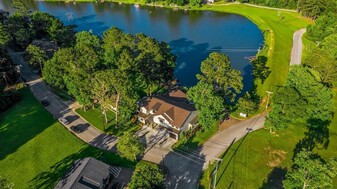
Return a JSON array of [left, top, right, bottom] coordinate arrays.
[[144, 93, 195, 128]]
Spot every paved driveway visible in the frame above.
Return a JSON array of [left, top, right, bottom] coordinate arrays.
[[10, 51, 118, 151]]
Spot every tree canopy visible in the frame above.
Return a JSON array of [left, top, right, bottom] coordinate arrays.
[[187, 81, 226, 128], [265, 66, 334, 132], [197, 52, 243, 102], [116, 132, 144, 161], [129, 161, 164, 189], [283, 150, 337, 189]]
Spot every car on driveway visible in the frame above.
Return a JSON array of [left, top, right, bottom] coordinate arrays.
[[70, 126, 81, 133], [41, 100, 49, 106], [58, 117, 69, 125]]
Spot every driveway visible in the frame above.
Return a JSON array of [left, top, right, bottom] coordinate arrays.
[[9, 51, 118, 151]]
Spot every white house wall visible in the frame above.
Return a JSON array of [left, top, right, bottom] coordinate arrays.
[[153, 115, 172, 128]]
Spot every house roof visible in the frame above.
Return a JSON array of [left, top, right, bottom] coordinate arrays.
[[143, 90, 196, 128], [54, 157, 110, 189]]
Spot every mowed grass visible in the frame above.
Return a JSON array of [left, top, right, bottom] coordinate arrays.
[[76, 107, 139, 136], [199, 4, 312, 96], [0, 88, 135, 189], [200, 90, 337, 188]]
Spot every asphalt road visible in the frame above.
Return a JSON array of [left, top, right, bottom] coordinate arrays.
[[290, 28, 306, 65]]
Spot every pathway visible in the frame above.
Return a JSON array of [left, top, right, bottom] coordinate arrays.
[[290, 28, 306, 65]]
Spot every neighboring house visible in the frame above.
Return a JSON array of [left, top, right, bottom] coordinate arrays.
[[55, 157, 132, 189], [31, 40, 59, 58], [138, 89, 198, 140]]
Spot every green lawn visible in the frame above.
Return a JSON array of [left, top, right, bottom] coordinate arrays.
[[75, 107, 140, 136], [200, 90, 337, 188], [198, 3, 312, 97], [0, 88, 135, 189], [173, 122, 218, 150]]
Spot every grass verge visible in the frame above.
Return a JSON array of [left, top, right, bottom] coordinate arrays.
[[0, 88, 135, 188]]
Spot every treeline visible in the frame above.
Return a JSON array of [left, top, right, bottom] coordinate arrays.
[[0, 10, 21, 112], [43, 28, 176, 127], [0, 0, 76, 112], [238, 0, 337, 19]]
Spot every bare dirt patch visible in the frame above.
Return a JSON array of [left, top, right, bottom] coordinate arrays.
[[265, 147, 287, 167]]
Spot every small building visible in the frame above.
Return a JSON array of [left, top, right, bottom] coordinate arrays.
[[31, 40, 59, 58], [55, 157, 132, 189], [138, 90, 198, 140]]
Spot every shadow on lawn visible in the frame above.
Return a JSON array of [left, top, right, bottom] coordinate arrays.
[[29, 146, 135, 189], [293, 118, 331, 159], [260, 167, 287, 189], [0, 91, 54, 160]]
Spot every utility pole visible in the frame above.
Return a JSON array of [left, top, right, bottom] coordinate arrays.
[[265, 91, 273, 110], [212, 158, 223, 189]]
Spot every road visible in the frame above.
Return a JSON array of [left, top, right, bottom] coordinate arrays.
[[9, 51, 118, 151], [290, 28, 306, 65]]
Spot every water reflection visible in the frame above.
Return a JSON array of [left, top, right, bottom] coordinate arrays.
[[0, 0, 263, 92]]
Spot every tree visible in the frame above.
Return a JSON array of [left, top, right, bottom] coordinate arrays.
[[117, 132, 144, 161], [129, 161, 164, 189], [187, 81, 226, 129], [303, 47, 337, 87], [7, 14, 33, 49], [197, 52, 243, 102], [30, 11, 55, 39], [25, 44, 48, 70], [136, 33, 176, 96], [12, 0, 29, 16], [265, 66, 334, 132], [43, 48, 72, 90], [0, 23, 11, 47], [283, 150, 337, 189], [75, 31, 101, 50], [321, 34, 337, 59], [48, 19, 75, 47], [306, 12, 337, 42], [0, 176, 14, 189], [91, 71, 113, 129], [297, 0, 329, 19], [236, 92, 258, 115]]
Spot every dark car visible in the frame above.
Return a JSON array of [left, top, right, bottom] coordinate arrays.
[[70, 126, 81, 133], [41, 100, 49, 106]]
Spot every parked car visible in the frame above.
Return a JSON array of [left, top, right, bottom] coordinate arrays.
[[58, 117, 69, 125], [70, 126, 81, 133], [41, 100, 49, 106]]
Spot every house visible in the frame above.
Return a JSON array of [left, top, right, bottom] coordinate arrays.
[[55, 157, 132, 189], [138, 89, 198, 140], [31, 40, 59, 58]]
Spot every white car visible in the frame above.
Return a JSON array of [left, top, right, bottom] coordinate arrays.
[[58, 117, 69, 125]]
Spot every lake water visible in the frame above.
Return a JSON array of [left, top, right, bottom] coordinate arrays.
[[0, 0, 263, 92]]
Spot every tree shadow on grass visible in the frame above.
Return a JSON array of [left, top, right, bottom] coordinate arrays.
[[0, 89, 54, 160], [251, 56, 270, 84], [293, 118, 331, 160], [259, 167, 287, 189], [29, 145, 135, 189]]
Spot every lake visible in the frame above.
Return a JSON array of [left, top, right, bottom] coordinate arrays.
[[0, 0, 264, 92]]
